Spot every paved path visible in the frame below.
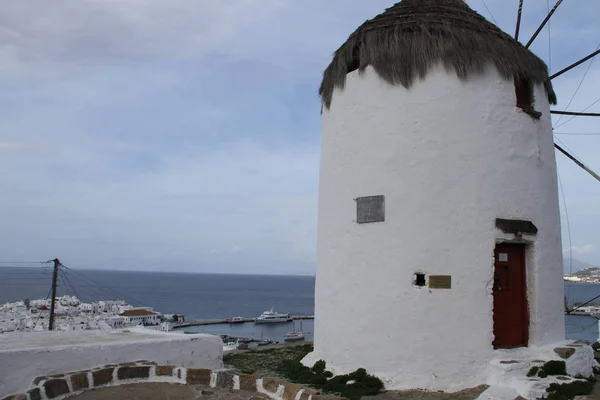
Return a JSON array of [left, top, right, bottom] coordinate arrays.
[[68, 383, 269, 400]]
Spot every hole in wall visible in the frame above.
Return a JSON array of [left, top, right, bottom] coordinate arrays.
[[415, 273, 426, 287]]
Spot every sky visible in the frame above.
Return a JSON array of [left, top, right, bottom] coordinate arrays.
[[0, 0, 599, 274]]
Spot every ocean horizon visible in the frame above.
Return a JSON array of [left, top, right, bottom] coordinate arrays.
[[1, 267, 599, 343]]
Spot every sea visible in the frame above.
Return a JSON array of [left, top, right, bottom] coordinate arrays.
[[1, 267, 598, 343]]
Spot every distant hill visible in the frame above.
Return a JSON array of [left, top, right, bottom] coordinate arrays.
[[563, 258, 596, 273]]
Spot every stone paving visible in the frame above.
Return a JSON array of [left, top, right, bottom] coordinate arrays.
[[68, 383, 270, 400]]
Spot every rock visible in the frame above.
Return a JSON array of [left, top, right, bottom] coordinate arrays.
[[500, 360, 520, 364], [187, 369, 212, 385], [262, 378, 280, 393], [43, 379, 70, 399], [239, 374, 257, 392], [300, 390, 320, 400], [555, 347, 576, 359], [118, 366, 151, 380], [283, 384, 302, 400], [32, 376, 47, 386], [156, 366, 175, 376], [216, 371, 234, 389], [592, 342, 600, 351], [92, 368, 114, 387], [70, 372, 90, 391], [202, 390, 214, 395], [27, 388, 41, 400], [119, 362, 137, 367], [557, 376, 571, 381]]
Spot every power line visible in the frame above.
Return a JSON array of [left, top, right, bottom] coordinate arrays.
[[557, 168, 573, 303], [480, 0, 498, 25], [0, 261, 47, 264], [525, 0, 564, 48], [59, 271, 83, 302], [554, 141, 600, 183], [61, 266, 144, 307], [547, 0, 552, 72], [553, 40, 600, 128], [551, 49, 600, 80], [554, 97, 600, 129], [24, 285, 53, 332]]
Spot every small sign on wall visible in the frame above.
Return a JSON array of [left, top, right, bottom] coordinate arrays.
[[429, 275, 452, 289], [498, 253, 508, 262], [355, 195, 385, 224]]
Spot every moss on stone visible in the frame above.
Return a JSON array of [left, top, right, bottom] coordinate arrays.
[[542, 360, 567, 376], [527, 367, 539, 377]]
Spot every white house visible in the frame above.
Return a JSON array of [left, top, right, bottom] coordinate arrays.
[[303, 0, 570, 393], [119, 309, 161, 326]]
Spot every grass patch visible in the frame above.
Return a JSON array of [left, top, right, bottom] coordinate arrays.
[[223, 344, 383, 399]]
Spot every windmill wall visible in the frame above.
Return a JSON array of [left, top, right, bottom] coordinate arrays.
[[303, 64, 565, 391]]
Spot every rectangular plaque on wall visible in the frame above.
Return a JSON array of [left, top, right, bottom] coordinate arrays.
[[429, 275, 452, 289], [355, 195, 385, 224]]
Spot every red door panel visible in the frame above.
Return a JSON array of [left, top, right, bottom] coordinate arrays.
[[493, 243, 528, 349]]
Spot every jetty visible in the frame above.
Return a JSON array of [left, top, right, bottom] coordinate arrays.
[[171, 315, 314, 329]]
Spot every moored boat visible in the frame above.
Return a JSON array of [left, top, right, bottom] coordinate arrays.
[[254, 308, 293, 324], [283, 332, 305, 341], [228, 316, 245, 324]]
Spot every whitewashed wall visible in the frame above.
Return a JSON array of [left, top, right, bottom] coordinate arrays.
[[0, 328, 223, 397], [304, 65, 565, 392]]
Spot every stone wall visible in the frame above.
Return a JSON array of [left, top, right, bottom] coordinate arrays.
[[2, 361, 324, 400], [0, 329, 223, 397]]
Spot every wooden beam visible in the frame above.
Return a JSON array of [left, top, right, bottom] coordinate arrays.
[[555, 143, 600, 183], [515, 0, 524, 41], [551, 49, 600, 80], [525, 0, 564, 48], [551, 110, 600, 117]]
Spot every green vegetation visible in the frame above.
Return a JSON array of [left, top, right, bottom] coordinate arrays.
[[223, 344, 384, 399], [527, 361, 567, 379], [542, 361, 567, 376], [546, 380, 594, 400]]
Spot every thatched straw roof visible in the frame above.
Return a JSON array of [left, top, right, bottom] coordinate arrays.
[[320, 0, 557, 110]]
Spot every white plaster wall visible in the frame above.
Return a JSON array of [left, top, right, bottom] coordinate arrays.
[[306, 64, 565, 391], [0, 329, 223, 397]]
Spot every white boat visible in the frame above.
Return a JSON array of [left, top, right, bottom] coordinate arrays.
[[284, 320, 307, 341], [284, 332, 305, 341], [254, 308, 293, 324]]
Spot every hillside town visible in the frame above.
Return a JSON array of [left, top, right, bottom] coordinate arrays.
[[564, 267, 600, 284], [0, 295, 181, 333]]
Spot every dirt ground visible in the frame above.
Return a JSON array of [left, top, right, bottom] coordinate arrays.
[[66, 383, 488, 400], [68, 383, 270, 400]]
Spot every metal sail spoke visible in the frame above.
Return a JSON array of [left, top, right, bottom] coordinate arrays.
[[515, 0, 524, 41], [554, 144, 600, 183], [551, 110, 600, 117], [525, 0, 564, 48], [550, 49, 600, 80]]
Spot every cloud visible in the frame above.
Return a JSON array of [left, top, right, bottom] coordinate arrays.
[[0, 141, 50, 154], [0, 0, 283, 76], [0, 0, 599, 274], [564, 245, 596, 255]]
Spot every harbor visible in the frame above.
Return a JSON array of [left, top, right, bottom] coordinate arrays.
[[171, 315, 314, 329]]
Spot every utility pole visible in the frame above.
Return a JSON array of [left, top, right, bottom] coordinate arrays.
[[48, 258, 61, 331]]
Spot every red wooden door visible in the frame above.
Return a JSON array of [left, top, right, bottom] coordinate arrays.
[[492, 243, 529, 349]]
